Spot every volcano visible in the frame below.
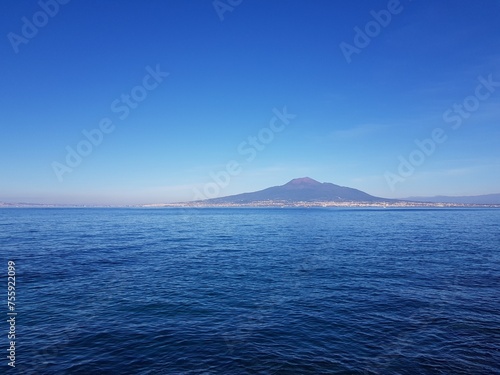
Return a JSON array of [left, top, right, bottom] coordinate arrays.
[[201, 177, 390, 204]]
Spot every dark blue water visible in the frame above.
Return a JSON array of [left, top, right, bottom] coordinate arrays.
[[1, 208, 499, 374]]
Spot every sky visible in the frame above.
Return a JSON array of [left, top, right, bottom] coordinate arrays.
[[1, 0, 499, 205]]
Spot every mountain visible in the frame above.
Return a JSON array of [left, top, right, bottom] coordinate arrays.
[[201, 177, 391, 204], [404, 194, 500, 205]]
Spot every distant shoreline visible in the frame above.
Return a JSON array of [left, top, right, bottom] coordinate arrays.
[[1, 202, 500, 209]]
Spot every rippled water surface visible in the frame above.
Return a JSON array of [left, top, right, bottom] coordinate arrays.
[[1, 208, 499, 374]]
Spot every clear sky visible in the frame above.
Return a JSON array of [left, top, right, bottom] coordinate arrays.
[[1, 0, 499, 204]]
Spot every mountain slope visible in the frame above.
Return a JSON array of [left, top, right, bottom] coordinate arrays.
[[202, 177, 390, 203]]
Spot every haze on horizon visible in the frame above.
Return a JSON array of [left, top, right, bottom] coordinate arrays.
[[1, 0, 499, 205]]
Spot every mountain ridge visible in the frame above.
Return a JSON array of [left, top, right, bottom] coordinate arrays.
[[194, 177, 500, 206], [2, 179, 499, 207]]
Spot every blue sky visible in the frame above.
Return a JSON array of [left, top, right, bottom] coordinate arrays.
[[1, 0, 499, 204]]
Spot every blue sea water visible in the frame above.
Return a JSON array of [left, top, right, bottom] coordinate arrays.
[[0, 208, 499, 374]]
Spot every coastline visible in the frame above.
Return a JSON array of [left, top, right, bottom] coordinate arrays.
[[2, 201, 500, 209]]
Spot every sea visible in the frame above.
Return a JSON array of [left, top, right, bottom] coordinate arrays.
[[0, 207, 499, 374]]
